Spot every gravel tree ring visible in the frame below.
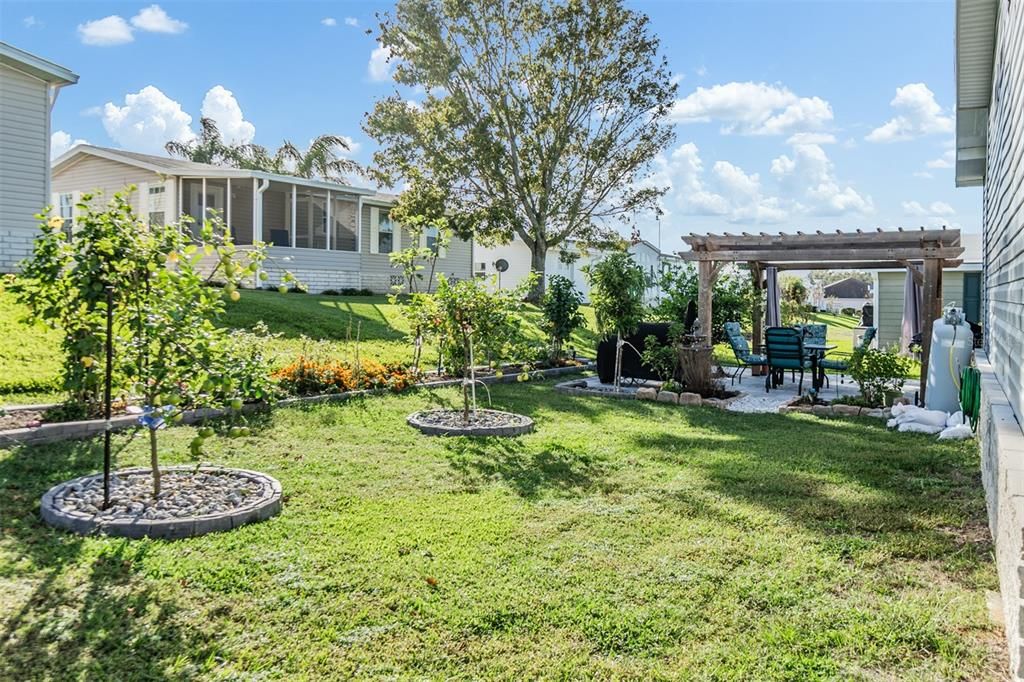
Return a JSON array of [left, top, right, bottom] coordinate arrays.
[[40, 466, 282, 539], [407, 409, 535, 437]]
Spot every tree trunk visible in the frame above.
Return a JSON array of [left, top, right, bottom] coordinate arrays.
[[526, 241, 547, 303], [614, 331, 623, 392], [149, 428, 161, 498]]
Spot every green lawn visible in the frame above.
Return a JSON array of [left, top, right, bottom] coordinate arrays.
[[0, 381, 1003, 679], [0, 288, 601, 405]]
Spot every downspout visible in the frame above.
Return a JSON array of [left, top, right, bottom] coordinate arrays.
[[254, 177, 270, 286], [356, 195, 363, 288]]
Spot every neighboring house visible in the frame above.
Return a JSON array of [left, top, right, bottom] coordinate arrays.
[[475, 238, 602, 300], [49, 145, 474, 293], [955, 1, 1024, 677], [475, 236, 675, 303], [871, 233, 982, 350], [0, 42, 77, 272], [818, 277, 871, 314], [628, 239, 662, 305]]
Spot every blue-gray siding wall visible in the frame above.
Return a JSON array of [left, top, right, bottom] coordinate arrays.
[[984, 0, 1024, 420]]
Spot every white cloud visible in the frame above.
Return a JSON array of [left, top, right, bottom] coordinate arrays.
[[913, 171, 934, 179], [903, 200, 955, 217], [78, 15, 134, 46], [670, 81, 833, 136], [771, 142, 873, 216], [131, 5, 188, 34], [786, 132, 836, 145], [51, 131, 89, 159], [695, 65, 708, 77], [23, 16, 41, 28], [651, 143, 786, 224], [102, 86, 194, 154], [321, 17, 337, 27], [866, 83, 953, 143], [926, 149, 955, 169], [344, 17, 359, 27], [200, 85, 255, 145], [368, 43, 394, 82]]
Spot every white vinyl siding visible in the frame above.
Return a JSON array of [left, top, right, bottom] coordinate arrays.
[[0, 63, 49, 271]]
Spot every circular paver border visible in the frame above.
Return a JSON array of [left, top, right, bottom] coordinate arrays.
[[407, 409, 535, 437], [40, 466, 282, 540]]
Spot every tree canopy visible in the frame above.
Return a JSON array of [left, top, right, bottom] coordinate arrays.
[[364, 0, 676, 299]]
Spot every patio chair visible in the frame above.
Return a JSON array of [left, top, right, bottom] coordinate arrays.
[[764, 326, 811, 393], [801, 323, 829, 387], [820, 326, 877, 387], [723, 322, 766, 385]]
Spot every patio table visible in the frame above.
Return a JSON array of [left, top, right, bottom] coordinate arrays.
[[804, 343, 836, 392]]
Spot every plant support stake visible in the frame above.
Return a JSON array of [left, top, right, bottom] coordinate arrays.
[[102, 285, 114, 510]]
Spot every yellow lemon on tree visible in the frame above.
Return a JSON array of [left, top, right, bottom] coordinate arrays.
[[229, 289, 241, 302], [80, 356, 94, 368]]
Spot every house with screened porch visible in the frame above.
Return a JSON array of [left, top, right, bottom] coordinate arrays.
[[49, 145, 474, 293]]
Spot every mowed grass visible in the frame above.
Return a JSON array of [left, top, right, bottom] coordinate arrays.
[[0, 288, 601, 404], [0, 380, 1003, 679]]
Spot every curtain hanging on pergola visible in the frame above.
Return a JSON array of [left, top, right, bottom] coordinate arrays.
[[765, 266, 781, 327], [900, 266, 923, 355]]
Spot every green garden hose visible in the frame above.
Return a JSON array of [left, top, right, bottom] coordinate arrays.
[[959, 365, 981, 431]]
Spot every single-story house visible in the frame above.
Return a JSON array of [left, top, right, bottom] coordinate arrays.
[[0, 42, 78, 272], [475, 236, 674, 303], [49, 145, 474, 293], [955, 0, 1024, 675], [871, 232, 982, 350], [475, 237, 601, 301], [818, 277, 871, 314]]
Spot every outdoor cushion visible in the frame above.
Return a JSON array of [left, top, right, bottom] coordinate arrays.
[[820, 358, 848, 371]]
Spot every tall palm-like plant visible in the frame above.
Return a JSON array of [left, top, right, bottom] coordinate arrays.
[[276, 135, 361, 182], [165, 118, 240, 166]]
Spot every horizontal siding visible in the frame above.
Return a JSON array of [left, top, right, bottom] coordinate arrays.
[[876, 270, 965, 351], [983, 0, 1024, 420], [0, 64, 48, 270], [52, 156, 163, 215], [359, 202, 473, 293]]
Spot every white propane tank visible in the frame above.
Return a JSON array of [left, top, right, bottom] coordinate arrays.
[[925, 307, 973, 413]]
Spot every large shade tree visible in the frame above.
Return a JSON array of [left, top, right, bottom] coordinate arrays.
[[364, 0, 676, 301]]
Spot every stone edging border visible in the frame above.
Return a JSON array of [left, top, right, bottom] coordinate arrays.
[[0, 363, 592, 447], [40, 466, 282, 540], [778, 398, 892, 420], [407, 409, 535, 437], [554, 378, 746, 410]]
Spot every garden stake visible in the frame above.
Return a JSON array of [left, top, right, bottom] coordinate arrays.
[[102, 284, 114, 510]]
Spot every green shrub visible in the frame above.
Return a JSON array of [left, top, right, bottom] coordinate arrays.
[[849, 347, 913, 406], [541, 274, 586, 363], [654, 265, 753, 342]]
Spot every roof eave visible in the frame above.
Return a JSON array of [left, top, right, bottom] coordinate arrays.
[[955, 0, 999, 187], [0, 42, 78, 85]]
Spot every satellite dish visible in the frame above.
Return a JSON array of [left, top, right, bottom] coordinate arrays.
[[494, 258, 509, 273]]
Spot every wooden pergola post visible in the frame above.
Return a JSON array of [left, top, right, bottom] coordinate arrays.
[[697, 260, 720, 346], [918, 257, 944, 405], [749, 262, 764, 375]]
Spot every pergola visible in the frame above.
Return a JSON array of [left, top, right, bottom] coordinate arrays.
[[677, 228, 965, 402]]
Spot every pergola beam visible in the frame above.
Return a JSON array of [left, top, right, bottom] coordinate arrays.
[[677, 247, 964, 263], [761, 260, 963, 271], [685, 227, 960, 250]]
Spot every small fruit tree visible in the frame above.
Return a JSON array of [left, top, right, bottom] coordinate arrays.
[[541, 274, 586, 364], [585, 252, 647, 390], [15, 190, 282, 497], [432, 273, 532, 423]]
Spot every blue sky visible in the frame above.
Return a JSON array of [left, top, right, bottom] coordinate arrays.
[[1, 0, 978, 249]]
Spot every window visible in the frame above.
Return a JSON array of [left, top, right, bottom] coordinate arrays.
[[148, 185, 165, 195], [425, 226, 439, 253], [148, 211, 165, 227], [378, 215, 394, 253], [58, 193, 73, 236]]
